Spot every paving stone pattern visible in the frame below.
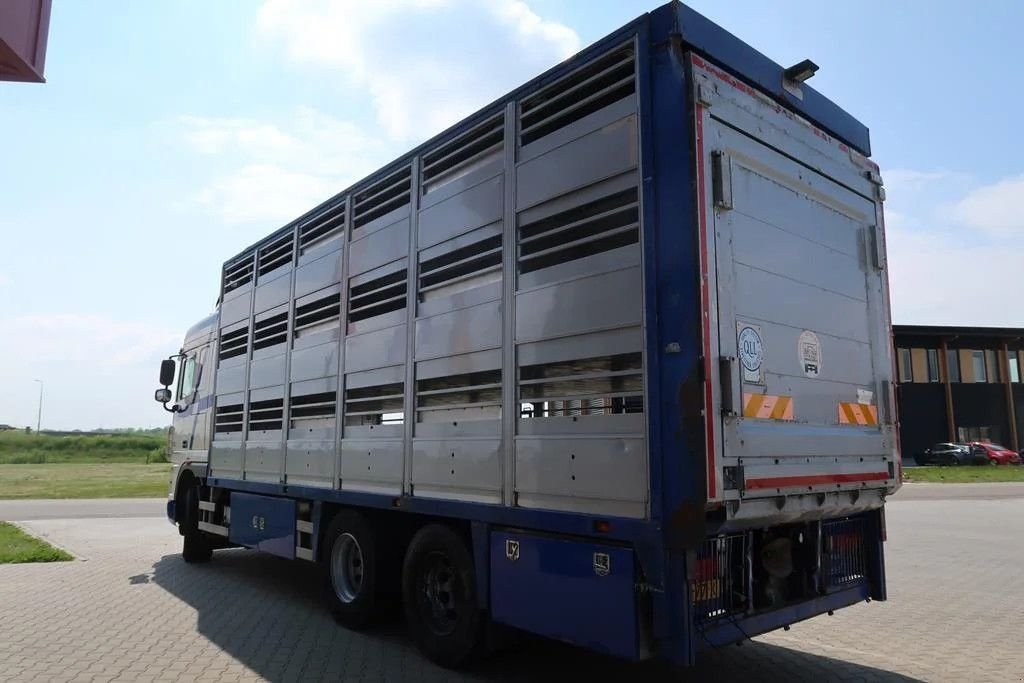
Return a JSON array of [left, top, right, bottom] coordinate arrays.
[[1, 496, 1022, 682]]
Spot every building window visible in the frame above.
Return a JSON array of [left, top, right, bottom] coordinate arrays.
[[971, 351, 987, 383], [959, 425, 1000, 443], [926, 349, 940, 382], [986, 349, 1001, 383], [1011, 355, 1021, 383], [898, 348, 913, 382], [946, 349, 961, 383]]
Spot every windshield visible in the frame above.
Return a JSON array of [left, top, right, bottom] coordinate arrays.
[[984, 443, 1010, 451]]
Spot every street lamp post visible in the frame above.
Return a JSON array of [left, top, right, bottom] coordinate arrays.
[[33, 379, 43, 434]]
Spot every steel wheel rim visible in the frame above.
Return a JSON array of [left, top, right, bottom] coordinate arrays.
[[331, 532, 364, 603], [417, 550, 459, 636]]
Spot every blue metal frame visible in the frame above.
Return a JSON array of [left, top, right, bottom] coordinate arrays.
[[196, 2, 880, 667], [698, 584, 871, 647]]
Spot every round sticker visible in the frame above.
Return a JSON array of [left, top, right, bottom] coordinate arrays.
[[738, 326, 764, 373], [798, 330, 822, 378]]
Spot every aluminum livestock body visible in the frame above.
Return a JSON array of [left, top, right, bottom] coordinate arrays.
[[156, 1, 898, 668]]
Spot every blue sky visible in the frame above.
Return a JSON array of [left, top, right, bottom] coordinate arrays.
[[1, 0, 1021, 429]]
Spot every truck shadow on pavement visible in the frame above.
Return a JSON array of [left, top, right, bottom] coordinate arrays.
[[150, 549, 920, 682]]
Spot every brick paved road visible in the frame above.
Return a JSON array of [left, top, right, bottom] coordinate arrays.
[[2, 492, 1022, 682]]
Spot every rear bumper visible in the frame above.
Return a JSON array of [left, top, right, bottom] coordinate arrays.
[[698, 584, 871, 647]]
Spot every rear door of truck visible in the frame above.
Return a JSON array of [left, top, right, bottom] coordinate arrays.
[[689, 55, 899, 508]]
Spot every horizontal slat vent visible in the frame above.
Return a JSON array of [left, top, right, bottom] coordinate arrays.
[[214, 403, 244, 434], [348, 270, 407, 323], [300, 200, 346, 253], [421, 113, 503, 193], [520, 45, 635, 146], [353, 167, 411, 230], [417, 370, 502, 422], [223, 254, 254, 295], [289, 392, 336, 429], [419, 234, 502, 297], [295, 292, 341, 337], [519, 352, 643, 418], [248, 397, 284, 432], [218, 326, 249, 362], [257, 232, 294, 278], [345, 383, 405, 426], [519, 186, 638, 274], [252, 313, 288, 351]]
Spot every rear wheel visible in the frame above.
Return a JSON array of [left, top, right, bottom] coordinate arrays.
[[323, 511, 378, 630], [402, 524, 484, 669]]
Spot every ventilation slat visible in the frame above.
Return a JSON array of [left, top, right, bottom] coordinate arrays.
[[421, 113, 504, 191], [289, 391, 336, 428], [299, 201, 346, 252], [294, 292, 341, 336], [344, 383, 404, 426], [247, 398, 284, 432], [223, 255, 255, 295], [353, 167, 412, 229], [348, 270, 408, 323], [218, 326, 249, 362], [257, 233, 294, 278], [419, 235, 502, 292], [518, 187, 639, 275], [252, 313, 288, 351], [416, 369, 502, 422], [519, 352, 643, 418], [214, 403, 244, 433], [520, 45, 635, 146]]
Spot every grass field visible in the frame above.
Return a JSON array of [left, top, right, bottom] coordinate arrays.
[[0, 430, 166, 465], [0, 463, 170, 499], [903, 465, 1024, 483], [0, 522, 73, 563]]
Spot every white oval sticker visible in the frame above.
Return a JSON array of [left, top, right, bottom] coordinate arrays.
[[799, 330, 822, 378], [738, 326, 764, 373]]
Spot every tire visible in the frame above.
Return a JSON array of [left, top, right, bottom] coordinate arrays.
[[323, 510, 378, 630], [990, 458, 999, 466], [402, 524, 484, 669], [948, 455, 960, 466], [179, 484, 212, 563]]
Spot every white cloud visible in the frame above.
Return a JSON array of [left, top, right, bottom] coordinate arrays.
[[0, 273, 9, 287], [256, 0, 579, 141], [885, 170, 1024, 326], [0, 314, 183, 429], [175, 108, 387, 225], [952, 174, 1024, 237], [194, 164, 340, 226], [0, 314, 180, 366]]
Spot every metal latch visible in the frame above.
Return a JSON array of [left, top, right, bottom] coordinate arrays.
[[711, 151, 733, 210]]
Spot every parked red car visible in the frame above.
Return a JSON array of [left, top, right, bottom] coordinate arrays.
[[968, 442, 1022, 465]]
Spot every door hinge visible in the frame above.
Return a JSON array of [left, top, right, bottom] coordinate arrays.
[[723, 465, 745, 491], [719, 355, 738, 417], [711, 151, 733, 210], [867, 225, 886, 271]]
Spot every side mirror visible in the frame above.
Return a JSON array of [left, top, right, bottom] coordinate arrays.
[[154, 388, 172, 403], [159, 359, 176, 386]]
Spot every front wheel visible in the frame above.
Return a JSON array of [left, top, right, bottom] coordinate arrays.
[[180, 484, 212, 563], [402, 524, 484, 669]]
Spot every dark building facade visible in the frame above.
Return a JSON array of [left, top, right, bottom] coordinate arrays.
[[894, 325, 1024, 458], [0, 0, 51, 83]]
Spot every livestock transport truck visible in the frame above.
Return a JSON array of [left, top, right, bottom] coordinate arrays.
[[155, 1, 898, 669]]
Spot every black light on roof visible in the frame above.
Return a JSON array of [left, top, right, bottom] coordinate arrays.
[[784, 59, 819, 84]]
